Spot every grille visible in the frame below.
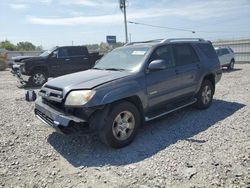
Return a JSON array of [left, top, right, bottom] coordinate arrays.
[[39, 85, 63, 103]]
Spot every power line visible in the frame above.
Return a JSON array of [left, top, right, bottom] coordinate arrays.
[[128, 21, 195, 33], [128, 20, 250, 34]]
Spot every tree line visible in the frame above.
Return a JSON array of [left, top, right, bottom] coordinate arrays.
[[0, 40, 125, 52], [0, 40, 43, 51]]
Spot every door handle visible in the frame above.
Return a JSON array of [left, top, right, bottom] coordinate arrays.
[[65, 59, 70, 61]]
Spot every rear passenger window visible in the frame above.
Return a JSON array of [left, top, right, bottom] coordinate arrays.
[[150, 45, 175, 68], [197, 43, 217, 58], [173, 44, 199, 66], [68, 47, 86, 57], [222, 49, 230, 55], [58, 48, 69, 58]]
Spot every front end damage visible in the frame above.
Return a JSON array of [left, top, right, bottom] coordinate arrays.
[[34, 84, 98, 134]]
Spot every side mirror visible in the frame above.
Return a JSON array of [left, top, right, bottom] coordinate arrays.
[[148, 59, 168, 72]]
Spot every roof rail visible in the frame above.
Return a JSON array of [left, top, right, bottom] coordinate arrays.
[[161, 38, 205, 43], [124, 39, 164, 46]]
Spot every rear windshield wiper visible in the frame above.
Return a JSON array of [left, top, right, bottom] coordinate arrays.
[[104, 68, 126, 71]]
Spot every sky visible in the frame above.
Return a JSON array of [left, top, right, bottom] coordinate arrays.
[[0, 0, 250, 49]]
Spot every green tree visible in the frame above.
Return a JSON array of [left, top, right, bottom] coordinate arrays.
[[16, 42, 36, 51], [36, 45, 43, 51], [0, 40, 16, 51]]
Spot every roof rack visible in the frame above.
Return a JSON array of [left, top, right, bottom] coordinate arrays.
[[124, 38, 206, 46], [124, 39, 164, 46], [161, 38, 205, 43]]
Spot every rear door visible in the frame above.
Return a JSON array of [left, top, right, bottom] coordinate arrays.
[[172, 43, 201, 96], [146, 45, 183, 109], [67, 47, 92, 73]]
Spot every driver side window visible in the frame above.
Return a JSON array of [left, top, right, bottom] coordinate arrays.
[[150, 45, 175, 68]]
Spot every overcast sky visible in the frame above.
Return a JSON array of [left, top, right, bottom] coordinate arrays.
[[1, 0, 250, 49]]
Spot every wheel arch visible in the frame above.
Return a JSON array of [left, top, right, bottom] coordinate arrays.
[[31, 66, 49, 76], [202, 73, 215, 94]]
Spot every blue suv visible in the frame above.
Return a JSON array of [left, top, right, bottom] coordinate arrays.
[[35, 38, 222, 148]]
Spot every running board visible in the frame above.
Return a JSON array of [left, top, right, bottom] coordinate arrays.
[[145, 98, 197, 122]]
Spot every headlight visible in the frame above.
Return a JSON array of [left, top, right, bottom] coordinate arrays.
[[64, 90, 96, 106]]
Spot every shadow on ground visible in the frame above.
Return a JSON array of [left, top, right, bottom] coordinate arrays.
[[47, 99, 245, 167], [222, 68, 242, 73]]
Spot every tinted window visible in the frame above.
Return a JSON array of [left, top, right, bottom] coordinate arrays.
[[68, 47, 87, 56], [58, 48, 68, 58], [222, 49, 230, 55], [197, 43, 217, 58], [173, 44, 199, 66], [150, 45, 175, 68]]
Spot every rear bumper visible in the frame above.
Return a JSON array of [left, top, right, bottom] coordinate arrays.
[[34, 97, 88, 134]]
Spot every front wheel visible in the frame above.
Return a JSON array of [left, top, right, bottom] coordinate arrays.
[[195, 80, 214, 109], [98, 101, 141, 148], [30, 71, 48, 86], [228, 60, 235, 70]]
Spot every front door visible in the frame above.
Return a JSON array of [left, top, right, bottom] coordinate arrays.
[[146, 45, 183, 109]]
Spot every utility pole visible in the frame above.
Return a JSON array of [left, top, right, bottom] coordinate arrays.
[[120, 0, 128, 43]]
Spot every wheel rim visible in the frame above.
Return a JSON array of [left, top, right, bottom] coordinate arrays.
[[201, 85, 212, 105], [33, 73, 46, 85], [112, 111, 135, 141]]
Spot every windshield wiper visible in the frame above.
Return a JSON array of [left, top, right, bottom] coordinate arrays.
[[92, 67, 103, 70], [104, 68, 126, 71]]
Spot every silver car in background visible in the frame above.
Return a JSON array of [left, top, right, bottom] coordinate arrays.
[[215, 47, 235, 70]]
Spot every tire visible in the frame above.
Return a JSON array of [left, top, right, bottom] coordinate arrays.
[[30, 70, 48, 86], [195, 80, 214, 109], [97, 101, 141, 148], [228, 59, 235, 70]]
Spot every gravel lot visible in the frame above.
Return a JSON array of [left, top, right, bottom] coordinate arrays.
[[0, 64, 249, 188]]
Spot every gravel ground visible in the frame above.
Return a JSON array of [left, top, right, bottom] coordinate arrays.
[[0, 65, 249, 188]]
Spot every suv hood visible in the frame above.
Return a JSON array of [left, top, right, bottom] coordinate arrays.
[[45, 69, 132, 92]]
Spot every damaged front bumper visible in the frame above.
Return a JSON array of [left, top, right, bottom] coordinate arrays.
[[11, 64, 30, 84], [34, 97, 89, 134]]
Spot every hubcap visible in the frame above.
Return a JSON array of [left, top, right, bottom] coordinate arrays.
[[33, 73, 46, 85], [112, 111, 135, 141], [201, 85, 212, 105]]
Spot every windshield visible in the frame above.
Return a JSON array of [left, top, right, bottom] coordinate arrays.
[[94, 47, 149, 71], [39, 47, 57, 57]]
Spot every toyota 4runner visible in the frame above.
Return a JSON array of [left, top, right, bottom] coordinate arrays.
[[34, 38, 222, 148]]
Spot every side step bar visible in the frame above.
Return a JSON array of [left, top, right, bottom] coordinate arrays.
[[145, 98, 197, 122]]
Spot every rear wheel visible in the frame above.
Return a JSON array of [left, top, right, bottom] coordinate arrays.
[[195, 80, 214, 109], [30, 71, 48, 86], [98, 101, 141, 148], [228, 59, 235, 70]]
